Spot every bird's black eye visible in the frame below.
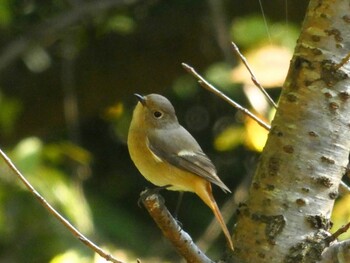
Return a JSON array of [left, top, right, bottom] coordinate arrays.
[[153, 111, 163, 119]]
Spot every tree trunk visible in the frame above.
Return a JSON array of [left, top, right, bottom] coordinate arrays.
[[232, 0, 350, 262]]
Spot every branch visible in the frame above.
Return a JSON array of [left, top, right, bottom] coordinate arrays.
[[0, 0, 138, 72], [0, 148, 125, 263], [140, 190, 214, 263], [321, 221, 350, 262], [182, 63, 271, 131], [334, 52, 350, 70], [231, 42, 278, 109], [326, 222, 350, 244]]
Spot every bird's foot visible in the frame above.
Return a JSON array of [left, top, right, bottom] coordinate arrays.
[[138, 184, 172, 207]]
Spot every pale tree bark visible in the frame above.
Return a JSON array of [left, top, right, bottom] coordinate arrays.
[[232, 0, 350, 262]]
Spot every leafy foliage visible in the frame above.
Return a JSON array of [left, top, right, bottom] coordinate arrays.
[[0, 1, 312, 262]]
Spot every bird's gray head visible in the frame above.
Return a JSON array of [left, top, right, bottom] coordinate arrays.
[[134, 93, 179, 129]]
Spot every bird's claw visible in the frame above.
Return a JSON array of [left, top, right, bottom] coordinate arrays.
[[138, 184, 172, 207]]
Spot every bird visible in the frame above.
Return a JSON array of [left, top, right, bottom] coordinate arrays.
[[127, 93, 233, 250]]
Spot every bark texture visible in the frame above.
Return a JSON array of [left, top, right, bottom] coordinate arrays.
[[232, 0, 350, 262]]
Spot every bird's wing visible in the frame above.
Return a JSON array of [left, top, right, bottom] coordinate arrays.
[[147, 127, 231, 193]]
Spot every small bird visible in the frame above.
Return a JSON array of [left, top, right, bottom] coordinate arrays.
[[128, 93, 233, 250]]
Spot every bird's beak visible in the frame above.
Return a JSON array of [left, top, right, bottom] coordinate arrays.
[[134, 93, 146, 106]]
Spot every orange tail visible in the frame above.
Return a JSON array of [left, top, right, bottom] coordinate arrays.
[[196, 182, 234, 251]]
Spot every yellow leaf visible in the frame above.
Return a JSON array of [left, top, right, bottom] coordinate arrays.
[[244, 116, 269, 152], [214, 126, 245, 151], [331, 195, 350, 240], [105, 102, 124, 120], [231, 44, 292, 88]]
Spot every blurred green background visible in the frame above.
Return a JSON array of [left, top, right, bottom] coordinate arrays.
[[0, 1, 308, 262]]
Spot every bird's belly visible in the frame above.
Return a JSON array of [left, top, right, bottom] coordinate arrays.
[[141, 161, 200, 192], [128, 131, 202, 192]]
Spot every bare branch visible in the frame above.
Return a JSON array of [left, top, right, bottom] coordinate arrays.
[[182, 63, 271, 131], [140, 190, 214, 263], [326, 222, 350, 243], [231, 42, 278, 109], [334, 52, 350, 70], [0, 148, 125, 263]]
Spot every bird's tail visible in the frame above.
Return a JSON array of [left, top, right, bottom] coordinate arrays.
[[196, 182, 234, 251]]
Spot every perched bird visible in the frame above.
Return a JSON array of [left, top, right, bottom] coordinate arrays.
[[128, 93, 233, 250]]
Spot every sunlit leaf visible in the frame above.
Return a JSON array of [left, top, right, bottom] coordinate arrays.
[[268, 23, 300, 49], [172, 75, 198, 99], [214, 125, 245, 151], [231, 16, 270, 47], [331, 195, 350, 240], [104, 15, 135, 34], [36, 166, 94, 234], [105, 102, 124, 119], [50, 249, 91, 263], [107, 102, 132, 143], [9, 137, 94, 234], [205, 62, 236, 92], [231, 44, 292, 88], [0, 92, 22, 136], [44, 142, 92, 167], [231, 15, 299, 48], [0, 0, 12, 27], [12, 137, 43, 173], [244, 115, 269, 152]]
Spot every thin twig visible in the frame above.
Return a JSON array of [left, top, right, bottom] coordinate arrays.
[[0, 148, 125, 263], [140, 190, 214, 263], [182, 63, 271, 131], [231, 42, 278, 109], [258, 0, 272, 45], [326, 221, 350, 244], [334, 52, 350, 70]]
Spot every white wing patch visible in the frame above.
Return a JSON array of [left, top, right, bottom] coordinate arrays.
[[146, 137, 163, 163], [177, 150, 196, 156], [178, 150, 204, 169]]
